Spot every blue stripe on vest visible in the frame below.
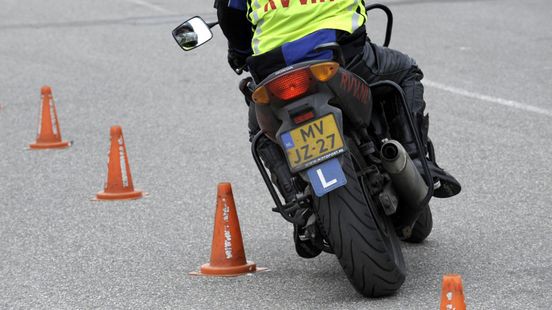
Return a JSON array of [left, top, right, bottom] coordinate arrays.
[[228, 0, 247, 11], [281, 29, 336, 66]]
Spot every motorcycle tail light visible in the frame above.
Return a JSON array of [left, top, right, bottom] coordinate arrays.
[[266, 68, 312, 101], [292, 111, 315, 124], [252, 62, 339, 105], [310, 62, 339, 82], [252, 85, 270, 105]]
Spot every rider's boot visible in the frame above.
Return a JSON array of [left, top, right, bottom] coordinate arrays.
[[391, 112, 461, 198]]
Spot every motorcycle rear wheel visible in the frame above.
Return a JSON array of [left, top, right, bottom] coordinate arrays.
[[313, 152, 406, 297]]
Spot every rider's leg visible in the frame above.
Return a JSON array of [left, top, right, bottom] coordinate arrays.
[[349, 41, 461, 198], [393, 65, 462, 198], [248, 103, 298, 203]]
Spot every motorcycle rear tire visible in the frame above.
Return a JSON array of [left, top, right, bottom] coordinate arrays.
[[313, 152, 406, 297]]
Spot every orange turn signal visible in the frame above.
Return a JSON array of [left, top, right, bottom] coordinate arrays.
[[310, 62, 339, 82], [252, 86, 270, 105]]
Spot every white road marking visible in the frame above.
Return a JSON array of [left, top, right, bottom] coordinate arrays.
[[424, 79, 552, 117], [121, 0, 171, 14]]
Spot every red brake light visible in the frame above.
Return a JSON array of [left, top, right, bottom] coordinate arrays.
[[293, 111, 315, 124], [266, 69, 311, 101]]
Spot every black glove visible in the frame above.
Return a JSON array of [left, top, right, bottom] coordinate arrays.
[[228, 48, 250, 74]]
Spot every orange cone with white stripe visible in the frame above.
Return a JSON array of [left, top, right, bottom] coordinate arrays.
[[95, 126, 143, 200], [29, 86, 70, 149], [440, 274, 467, 310], [191, 183, 265, 276]]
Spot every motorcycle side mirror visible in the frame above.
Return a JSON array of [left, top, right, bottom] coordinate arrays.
[[172, 16, 213, 51]]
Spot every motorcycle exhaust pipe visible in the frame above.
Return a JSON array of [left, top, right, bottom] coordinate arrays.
[[380, 140, 428, 236], [381, 140, 427, 206]]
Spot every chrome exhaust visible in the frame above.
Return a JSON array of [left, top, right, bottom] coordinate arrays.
[[380, 140, 428, 234]]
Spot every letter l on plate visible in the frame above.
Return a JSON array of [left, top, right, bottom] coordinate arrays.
[[307, 158, 347, 197]]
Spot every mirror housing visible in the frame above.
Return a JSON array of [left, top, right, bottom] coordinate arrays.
[[172, 16, 213, 51]]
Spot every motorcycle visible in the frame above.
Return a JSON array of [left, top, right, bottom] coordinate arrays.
[[172, 4, 436, 297]]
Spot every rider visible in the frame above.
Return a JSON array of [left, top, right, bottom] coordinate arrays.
[[214, 0, 461, 203]]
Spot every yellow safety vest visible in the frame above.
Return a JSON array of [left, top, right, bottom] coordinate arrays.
[[247, 0, 366, 55]]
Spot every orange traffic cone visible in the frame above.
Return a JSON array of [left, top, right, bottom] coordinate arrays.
[[440, 274, 467, 310], [191, 183, 265, 276], [95, 126, 143, 200], [29, 86, 71, 149]]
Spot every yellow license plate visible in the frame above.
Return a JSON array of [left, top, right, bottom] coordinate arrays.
[[280, 114, 345, 171]]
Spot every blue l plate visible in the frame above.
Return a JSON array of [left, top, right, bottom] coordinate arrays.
[[307, 158, 348, 197]]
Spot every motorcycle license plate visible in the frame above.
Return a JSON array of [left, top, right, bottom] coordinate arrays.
[[280, 114, 345, 172]]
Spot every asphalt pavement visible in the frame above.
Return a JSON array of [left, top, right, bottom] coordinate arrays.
[[1, 0, 551, 309]]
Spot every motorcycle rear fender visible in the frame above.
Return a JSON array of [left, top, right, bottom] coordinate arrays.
[[258, 92, 347, 181], [326, 67, 373, 132], [255, 65, 373, 143], [273, 92, 344, 144], [254, 62, 374, 179]]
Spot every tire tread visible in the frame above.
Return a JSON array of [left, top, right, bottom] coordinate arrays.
[[314, 154, 405, 297]]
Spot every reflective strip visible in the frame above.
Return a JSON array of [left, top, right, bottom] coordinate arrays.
[[347, 1, 355, 11], [253, 38, 261, 54], [352, 12, 362, 29], [253, 19, 264, 54], [348, 0, 364, 30], [249, 0, 261, 24], [251, 10, 260, 24], [255, 20, 263, 35]]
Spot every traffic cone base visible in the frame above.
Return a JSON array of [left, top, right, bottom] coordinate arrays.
[[29, 140, 71, 149], [95, 189, 143, 201], [193, 261, 258, 277]]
